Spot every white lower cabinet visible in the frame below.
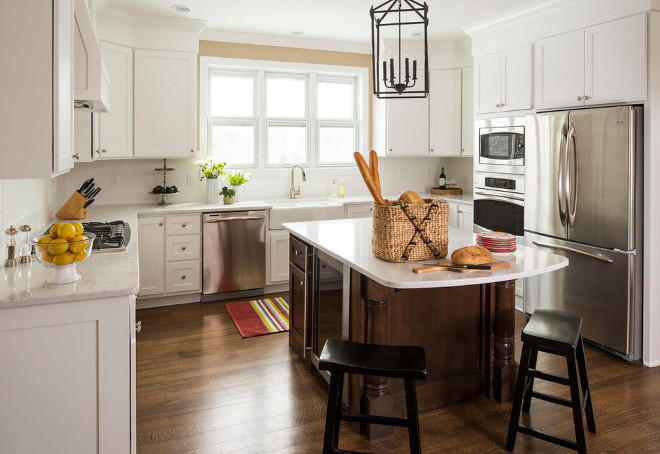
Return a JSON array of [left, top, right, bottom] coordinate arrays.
[[447, 201, 474, 231], [268, 230, 290, 284], [448, 202, 459, 229], [345, 203, 373, 219], [138, 214, 201, 298], [0, 295, 135, 453]]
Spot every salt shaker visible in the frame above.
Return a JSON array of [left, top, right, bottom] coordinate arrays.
[[4, 225, 18, 267], [19, 225, 32, 264]]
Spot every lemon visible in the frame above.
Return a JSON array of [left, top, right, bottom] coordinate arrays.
[[41, 251, 54, 263], [69, 235, 89, 253], [73, 250, 87, 262], [47, 238, 69, 255], [49, 222, 63, 239], [72, 222, 84, 235], [53, 251, 75, 266], [57, 223, 76, 240], [36, 236, 52, 253]]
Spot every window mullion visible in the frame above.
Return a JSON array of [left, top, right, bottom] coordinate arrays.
[[310, 72, 317, 168]]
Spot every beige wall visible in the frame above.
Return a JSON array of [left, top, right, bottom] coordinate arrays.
[[197, 40, 373, 148]]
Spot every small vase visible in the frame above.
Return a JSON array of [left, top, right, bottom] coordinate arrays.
[[223, 195, 234, 205], [233, 185, 245, 202], [206, 178, 219, 203]]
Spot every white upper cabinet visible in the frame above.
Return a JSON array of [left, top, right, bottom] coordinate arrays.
[[535, 14, 647, 109], [429, 69, 461, 156], [98, 41, 133, 159], [585, 14, 647, 105], [429, 69, 462, 156], [385, 97, 430, 156], [461, 67, 474, 156], [474, 44, 532, 114], [534, 29, 585, 109], [1, 0, 75, 178], [133, 49, 197, 158]]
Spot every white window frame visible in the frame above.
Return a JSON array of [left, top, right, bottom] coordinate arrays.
[[200, 56, 369, 169]]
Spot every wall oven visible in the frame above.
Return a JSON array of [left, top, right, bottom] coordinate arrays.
[[473, 173, 525, 237], [475, 117, 525, 175]]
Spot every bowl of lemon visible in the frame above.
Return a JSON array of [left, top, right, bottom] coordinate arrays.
[[32, 222, 96, 284]]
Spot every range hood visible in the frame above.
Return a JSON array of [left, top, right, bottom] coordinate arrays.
[[74, 0, 109, 112]]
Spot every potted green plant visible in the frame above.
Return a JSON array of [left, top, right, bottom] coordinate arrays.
[[226, 171, 251, 202], [221, 186, 236, 205], [195, 159, 227, 203]]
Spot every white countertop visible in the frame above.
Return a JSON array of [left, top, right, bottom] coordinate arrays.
[[341, 192, 473, 206], [283, 218, 568, 289]]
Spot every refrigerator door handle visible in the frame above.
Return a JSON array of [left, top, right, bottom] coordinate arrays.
[[567, 123, 579, 228], [532, 241, 614, 263], [558, 123, 568, 226]]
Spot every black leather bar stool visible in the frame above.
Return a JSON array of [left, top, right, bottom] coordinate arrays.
[[318, 338, 427, 454], [505, 308, 596, 454]]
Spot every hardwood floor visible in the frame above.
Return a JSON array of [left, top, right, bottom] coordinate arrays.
[[136, 296, 660, 453]]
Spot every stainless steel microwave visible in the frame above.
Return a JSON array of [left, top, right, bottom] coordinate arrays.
[[475, 117, 525, 175]]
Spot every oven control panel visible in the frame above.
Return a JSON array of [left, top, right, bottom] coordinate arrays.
[[485, 177, 516, 190]]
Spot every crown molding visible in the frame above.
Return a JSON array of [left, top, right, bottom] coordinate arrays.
[[462, 0, 573, 37], [98, 5, 207, 34], [199, 29, 371, 54]]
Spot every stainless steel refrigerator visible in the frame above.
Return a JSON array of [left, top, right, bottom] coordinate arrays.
[[524, 105, 643, 360]]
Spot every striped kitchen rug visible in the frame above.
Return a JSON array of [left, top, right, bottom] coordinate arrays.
[[225, 297, 289, 338]]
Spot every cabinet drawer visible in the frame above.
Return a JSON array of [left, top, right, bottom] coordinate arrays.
[[290, 236, 308, 270], [166, 215, 200, 235], [165, 234, 200, 261], [165, 260, 201, 293]]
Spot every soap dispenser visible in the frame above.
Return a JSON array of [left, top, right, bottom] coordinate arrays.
[[338, 179, 345, 198], [330, 178, 338, 197]]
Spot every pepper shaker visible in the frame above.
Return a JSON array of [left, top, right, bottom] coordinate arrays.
[[4, 225, 18, 267]]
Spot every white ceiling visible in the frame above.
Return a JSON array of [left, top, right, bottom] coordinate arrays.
[[107, 0, 536, 43]]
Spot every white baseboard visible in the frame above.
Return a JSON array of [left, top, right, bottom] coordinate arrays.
[[137, 293, 200, 309], [643, 359, 660, 368]]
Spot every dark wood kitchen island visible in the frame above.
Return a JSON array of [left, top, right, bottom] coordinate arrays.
[[283, 217, 568, 439]]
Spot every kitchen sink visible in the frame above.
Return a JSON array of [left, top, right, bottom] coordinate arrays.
[[268, 198, 345, 229]]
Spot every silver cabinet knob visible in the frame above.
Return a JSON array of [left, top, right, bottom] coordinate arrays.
[[158, 222, 163, 226], [72, 153, 79, 159], [101, 149, 107, 153], [299, 280, 304, 286], [181, 246, 186, 251], [430, 148, 434, 152], [135, 321, 142, 333], [182, 223, 187, 227], [584, 95, 590, 100], [95, 149, 100, 155], [577, 96, 582, 101], [190, 149, 195, 153], [389, 148, 393, 152], [181, 275, 186, 280], [294, 250, 300, 255]]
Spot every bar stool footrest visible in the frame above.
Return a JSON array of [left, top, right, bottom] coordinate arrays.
[[531, 391, 572, 408], [528, 368, 571, 386], [340, 412, 409, 428], [518, 424, 578, 451]]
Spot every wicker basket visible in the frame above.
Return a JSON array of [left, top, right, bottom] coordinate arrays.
[[371, 199, 449, 262]]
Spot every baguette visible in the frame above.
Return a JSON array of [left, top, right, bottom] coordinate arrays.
[[451, 245, 493, 266], [354, 152, 387, 206], [369, 150, 381, 195]]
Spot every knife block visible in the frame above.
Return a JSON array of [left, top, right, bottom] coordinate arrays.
[[56, 192, 88, 220]]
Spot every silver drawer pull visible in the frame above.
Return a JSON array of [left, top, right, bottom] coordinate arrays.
[[135, 321, 142, 333], [300, 280, 304, 286], [158, 222, 163, 226], [294, 250, 300, 255], [182, 223, 187, 227], [181, 275, 186, 279], [532, 241, 614, 263], [181, 246, 186, 251]]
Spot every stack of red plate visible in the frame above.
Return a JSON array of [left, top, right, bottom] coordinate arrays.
[[476, 231, 517, 253]]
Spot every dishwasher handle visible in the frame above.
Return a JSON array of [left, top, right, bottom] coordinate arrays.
[[206, 216, 264, 223]]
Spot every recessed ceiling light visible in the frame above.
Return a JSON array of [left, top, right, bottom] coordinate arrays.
[[292, 31, 304, 35], [171, 5, 192, 13]]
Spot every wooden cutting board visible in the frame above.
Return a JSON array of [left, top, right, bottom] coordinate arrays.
[[413, 258, 512, 274]]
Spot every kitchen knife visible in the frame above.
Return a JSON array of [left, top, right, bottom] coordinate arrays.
[[82, 183, 96, 198], [421, 262, 492, 270], [88, 187, 101, 199], [83, 199, 94, 208], [77, 178, 94, 194], [413, 264, 493, 274]]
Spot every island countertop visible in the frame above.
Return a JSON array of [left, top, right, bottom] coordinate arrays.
[[282, 217, 568, 289]]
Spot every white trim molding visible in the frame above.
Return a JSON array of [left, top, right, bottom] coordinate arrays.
[[200, 29, 371, 54]]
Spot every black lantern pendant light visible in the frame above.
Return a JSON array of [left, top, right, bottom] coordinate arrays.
[[370, 0, 429, 99]]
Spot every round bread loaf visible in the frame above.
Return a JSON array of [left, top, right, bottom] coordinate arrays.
[[451, 245, 493, 265], [398, 190, 425, 204]]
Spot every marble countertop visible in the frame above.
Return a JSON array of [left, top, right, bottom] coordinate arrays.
[[283, 218, 568, 289], [340, 192, 473, 206]]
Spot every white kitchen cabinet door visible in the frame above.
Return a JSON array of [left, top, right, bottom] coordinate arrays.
[[138, 216, 164, 296], [501, 44, 532, 112], [53, 0, 75, 175], [386, 97, 430, 155], [74, 111, 99, 162], [585, 14, 647, 105], [429, 69, 462, 156], [474, 52, 501, 114], [534, 29, 585, 110], [268, 230, 290, 284], [447, 202, 459, 229], [0, 296, 132, 453], [461, 67, 474, 156], [99, 41, 133, 159], [345, 203, 373, 219], [134, 49, 197, 158], [458, 204, 474, 231]]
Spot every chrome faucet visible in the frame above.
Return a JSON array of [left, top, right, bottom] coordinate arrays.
[[290, 165, 307, 199]]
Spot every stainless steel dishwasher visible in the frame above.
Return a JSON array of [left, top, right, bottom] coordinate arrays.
[[202, 211, 266, 297]]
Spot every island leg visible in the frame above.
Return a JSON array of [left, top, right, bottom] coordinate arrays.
[[492, 280, 518, 403], [361, 278, 394, 439]]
